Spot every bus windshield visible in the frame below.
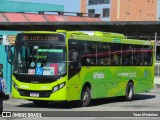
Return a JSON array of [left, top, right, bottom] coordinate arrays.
[[14, 45, 66, 76]]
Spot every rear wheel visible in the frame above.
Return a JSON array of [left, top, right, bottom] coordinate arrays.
[[77, 87, 91, 107], [126, 82, 134, 101]]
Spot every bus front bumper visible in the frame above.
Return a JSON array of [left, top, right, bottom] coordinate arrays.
[[12, 85, 67, 101]]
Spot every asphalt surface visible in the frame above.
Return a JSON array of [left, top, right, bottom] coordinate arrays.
[[1, 87, 160, 119]]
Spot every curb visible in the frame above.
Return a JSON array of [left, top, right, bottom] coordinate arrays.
[[155, 84, 160, 88]]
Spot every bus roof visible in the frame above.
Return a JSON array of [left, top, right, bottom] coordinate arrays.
[[20, 30, 154, 46], [22, 31, 57, 34]]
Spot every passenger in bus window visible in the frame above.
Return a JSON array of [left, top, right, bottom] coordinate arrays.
[[86, 58, 91, 65], [70, 49, 79, 69], [99, 59, 104, 65], [113, 54, 119, 65], [123, 54, 129, 65], [103, 57, 110, 65]]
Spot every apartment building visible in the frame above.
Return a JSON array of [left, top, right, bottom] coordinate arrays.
[[81, 0, 159, 21], [81, 0, 111, 21]]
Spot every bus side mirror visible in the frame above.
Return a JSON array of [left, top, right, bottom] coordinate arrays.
[[7, 45, 14, 65]]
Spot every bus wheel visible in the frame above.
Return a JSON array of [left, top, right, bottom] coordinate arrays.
[[78, 87, 91, 107], [126, 82, 134, 101], [33, 100, 49, 106]]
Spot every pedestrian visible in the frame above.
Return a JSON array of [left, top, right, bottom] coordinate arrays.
[[0, 72, 6, 114]]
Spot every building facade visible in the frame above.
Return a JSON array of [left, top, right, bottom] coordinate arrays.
[[111, 0, 157, 21], [81, 0, 111, 21], [81, 0, 159, 21]]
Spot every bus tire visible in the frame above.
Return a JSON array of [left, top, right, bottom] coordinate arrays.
[[33, 100, 49, 106], [126, 82, 134, 101], [78, 87, 91, 107]]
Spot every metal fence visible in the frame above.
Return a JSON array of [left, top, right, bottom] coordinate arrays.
[[155, 62, 160, 77]]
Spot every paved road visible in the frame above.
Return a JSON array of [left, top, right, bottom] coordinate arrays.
[[1, 87, 160, 119]]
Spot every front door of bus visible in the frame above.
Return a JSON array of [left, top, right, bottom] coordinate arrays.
[[68, 46, 82, 100]]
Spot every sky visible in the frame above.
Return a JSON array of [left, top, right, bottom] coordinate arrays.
[[13, 0, 80, 12]]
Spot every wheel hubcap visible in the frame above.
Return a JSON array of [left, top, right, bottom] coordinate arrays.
[[128, 87, 133, 98], [83, 92, 88, 102]]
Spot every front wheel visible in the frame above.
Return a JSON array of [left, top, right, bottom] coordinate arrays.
[[77, 87, 91, 107], [126, 82, 134, 101]]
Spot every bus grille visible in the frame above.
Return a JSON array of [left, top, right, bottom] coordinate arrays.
[[18, 89, 52, 98]]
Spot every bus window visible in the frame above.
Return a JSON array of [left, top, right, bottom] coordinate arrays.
[[14, 45, 66, 75], [133, 45, 143, 66], [111, 44, 122, 65], [122, 45, 133, 66], [97, 43, 111, 66], [69, 48, 80, 69], [156, 46, 160, 62], [143, 46, 152, 65], [82, 41, 97, 66]]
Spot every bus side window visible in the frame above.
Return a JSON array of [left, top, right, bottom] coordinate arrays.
[[71, 49, 78, 68], [82, 41, 97, 66], [69, 47, 81, 69], [97, 43, 111, 66], [143, 46, 152, 66], [111, 44, 121, 66], [133, 45, 143, 66], [122, 45, 133, 66]]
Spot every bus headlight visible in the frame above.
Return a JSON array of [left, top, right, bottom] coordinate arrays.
[[53, 86, 59, 92], [13, 82, 19, 91], [59, 82, 65, 89], [52, 82, 65, 93]]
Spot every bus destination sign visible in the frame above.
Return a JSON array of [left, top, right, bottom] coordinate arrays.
[[23, 35, 60, 41]]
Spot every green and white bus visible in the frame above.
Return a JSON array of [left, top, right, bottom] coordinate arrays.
[[12, 30, 155, 107]]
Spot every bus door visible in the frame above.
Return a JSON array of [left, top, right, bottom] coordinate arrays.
[[68, 44, 82, 100]]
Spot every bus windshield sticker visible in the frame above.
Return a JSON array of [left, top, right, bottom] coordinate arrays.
[[28, 69, 35, 75], [30, 62, 35, 68], [43, 67, 54, 75], [36, 67, 43, 75], [37, 62, 41, 67]]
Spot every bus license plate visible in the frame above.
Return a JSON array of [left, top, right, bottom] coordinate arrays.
[[30, 92, 39, 97]]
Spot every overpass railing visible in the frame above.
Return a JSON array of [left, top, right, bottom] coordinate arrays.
[[155, 62, 160, 77]]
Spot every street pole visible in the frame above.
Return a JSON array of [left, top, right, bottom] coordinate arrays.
[[155, 32, 159, 77]]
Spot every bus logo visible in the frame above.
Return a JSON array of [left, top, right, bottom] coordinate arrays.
[[144, 70, 148, 77], [93, 72, 104, 79]]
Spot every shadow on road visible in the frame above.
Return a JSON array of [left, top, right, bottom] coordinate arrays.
[[90, 94, 155, 107], [16, 94, 155, 109]]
